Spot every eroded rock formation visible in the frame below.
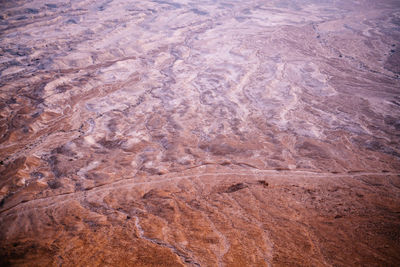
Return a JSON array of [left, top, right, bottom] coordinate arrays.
[[1, 0, 399, 266]]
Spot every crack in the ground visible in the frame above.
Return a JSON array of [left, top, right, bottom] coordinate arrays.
[[134, 216, 201, 267]]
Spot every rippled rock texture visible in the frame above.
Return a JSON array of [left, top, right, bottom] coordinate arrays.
[[1, 0, 400, 266]]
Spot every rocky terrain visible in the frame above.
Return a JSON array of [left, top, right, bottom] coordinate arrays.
[[0, 0, 400, 266]]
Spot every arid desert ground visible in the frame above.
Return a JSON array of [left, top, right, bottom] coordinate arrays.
[[1, 0, 400, 266]]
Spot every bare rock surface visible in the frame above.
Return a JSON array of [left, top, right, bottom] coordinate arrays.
[[0, 0, 400, 266]]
